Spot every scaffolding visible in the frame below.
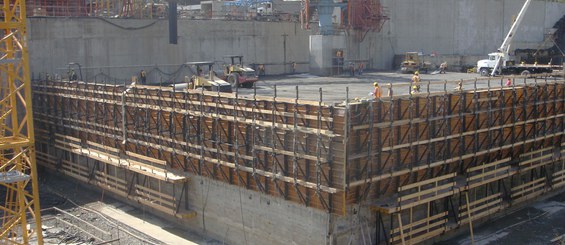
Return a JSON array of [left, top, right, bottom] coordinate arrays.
[[0, 0, 43, 244], [27, 0, 163, 18]]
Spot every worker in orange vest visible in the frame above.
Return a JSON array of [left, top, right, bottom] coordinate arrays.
[[372, 82, 382, 99]]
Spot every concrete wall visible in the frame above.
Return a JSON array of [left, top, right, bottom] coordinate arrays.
[[379, 0, 565, 55], [178, 174, 371, 245], [28, 18, 310, 81], [27, 0, 565, 76], [349, 0, 565, 70]]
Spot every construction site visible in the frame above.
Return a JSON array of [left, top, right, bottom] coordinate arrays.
[[2, 0, 565, 245]]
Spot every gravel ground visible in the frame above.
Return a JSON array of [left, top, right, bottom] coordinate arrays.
[[30, 174, 165, 245]]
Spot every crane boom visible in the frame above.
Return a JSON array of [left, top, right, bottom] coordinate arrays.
[[491, 0, 532, 76]]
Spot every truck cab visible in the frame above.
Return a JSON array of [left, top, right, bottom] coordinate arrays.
[[477, 52, 514, 76]]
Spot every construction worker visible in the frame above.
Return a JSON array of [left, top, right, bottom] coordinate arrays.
[[349, 62, 355, 77], [411, 71, 421, 94], [139, 70, 147, 85], [372, 82, 382, 99], [358, 63, 364, 75], [439, 61, 448, 74], [69, 69, 77, 81], [291, 62, 296, 73]]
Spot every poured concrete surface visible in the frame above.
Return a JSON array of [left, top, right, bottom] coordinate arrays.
[[236, 71, 528, 104]]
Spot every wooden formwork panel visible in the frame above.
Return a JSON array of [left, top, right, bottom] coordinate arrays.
[[33, 80, 344, 214], [32, 79, 565, 217], [346, 82, 564, 202]]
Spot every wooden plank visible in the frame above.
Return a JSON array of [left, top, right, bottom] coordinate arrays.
[[460, 193, 502, 209], [511, 178, 547, 192], [519, 154, 553, 166], [519, 147, 554, 157], [134, 184, 174, 201], [398, 182, 455, 202], [520, 160, 553, 172], [459, 198, 502, 217], [459, 205, 504, 224], [511, 178, 547, 198], [127, 151, 167, 166], [467, 158, 511, 173], [398, 173, 456, 192], [468, 166, 511, 182], [391, 212, 448, 233], [391, 219, 446, 243], [87, 141, 120, 153], [135, 189, 175, 208], [95, 171, 127, 185], [398, 191, 456, 211], [54, 133, 81, 143], [54, 139, 81, 150], [73, 148, 187, 183], [135, 197, 176, 215]]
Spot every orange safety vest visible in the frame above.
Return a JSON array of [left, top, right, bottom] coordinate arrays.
[[373, 86, 382, 98]]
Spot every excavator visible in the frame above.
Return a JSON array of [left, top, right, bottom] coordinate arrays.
[[173, 61, 232, 92], [217, 55, 259, 88]]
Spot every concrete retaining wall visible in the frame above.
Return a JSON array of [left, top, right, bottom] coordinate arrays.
[[28, 18, 310, 80], [180, 175, 360, 245], [351, 0, 565, 70], [28, 0, 564, 77]]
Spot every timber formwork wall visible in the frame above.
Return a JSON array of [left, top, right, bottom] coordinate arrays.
[[32, 77, 565, 244], [32, 80, 343, 216], [345, 78, 565, 244]]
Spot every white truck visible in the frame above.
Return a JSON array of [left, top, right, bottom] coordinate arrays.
[[476, 0, 555, 76], [477, 53, 554, 76]]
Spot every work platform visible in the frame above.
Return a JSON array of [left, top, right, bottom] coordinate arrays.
[[31, 74, 565, 244]]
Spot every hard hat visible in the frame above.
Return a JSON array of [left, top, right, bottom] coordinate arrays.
[[373, 82, 379, 86], [414, 71, 419, 75]]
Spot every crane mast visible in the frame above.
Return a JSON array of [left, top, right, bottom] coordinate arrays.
[[0, 0, 43, 244], [491, 0, 532, 76]]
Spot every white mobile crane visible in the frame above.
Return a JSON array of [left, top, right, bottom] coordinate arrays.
[[477, 0, 554, 76]]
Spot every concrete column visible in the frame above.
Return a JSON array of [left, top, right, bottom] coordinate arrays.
[[309, 35, 346, 76]]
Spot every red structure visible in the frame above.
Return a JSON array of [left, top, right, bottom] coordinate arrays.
[[28, 0, 87, 17], [301, 0, 388, 33], [347, 0, 388, 32]]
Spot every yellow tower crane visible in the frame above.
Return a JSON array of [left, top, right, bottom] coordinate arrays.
[[0, 0, 43, 244]]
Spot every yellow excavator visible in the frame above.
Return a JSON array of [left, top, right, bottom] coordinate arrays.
[[173, 61, 232, 92]]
